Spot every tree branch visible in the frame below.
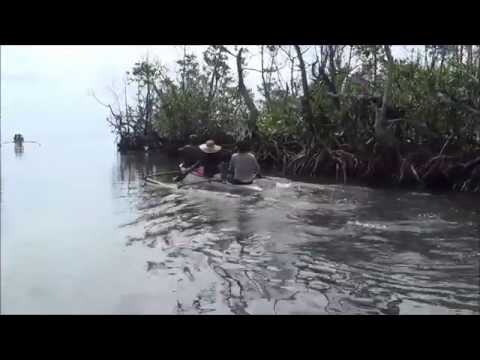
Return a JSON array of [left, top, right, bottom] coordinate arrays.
[[219, 45, 236, 57], [243, 67, 263, 73]]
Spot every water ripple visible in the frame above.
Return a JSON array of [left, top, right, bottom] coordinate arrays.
[[118, 173, 480, 314]]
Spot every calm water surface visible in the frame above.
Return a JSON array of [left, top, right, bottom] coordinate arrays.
[[2, 142, 479, 314]]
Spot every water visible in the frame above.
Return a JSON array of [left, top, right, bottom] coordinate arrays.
[[1, 45, 479, 314], [2, 145, 479, 314]]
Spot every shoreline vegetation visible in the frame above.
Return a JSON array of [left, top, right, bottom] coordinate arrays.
[[97, 45, 480, 192]]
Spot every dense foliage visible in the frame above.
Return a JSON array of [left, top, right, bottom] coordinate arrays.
[[101, 45, 480, 191]]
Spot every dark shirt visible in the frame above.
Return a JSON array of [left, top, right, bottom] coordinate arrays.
[[179, 145, 204, 167], [200, 150, 231, 178]]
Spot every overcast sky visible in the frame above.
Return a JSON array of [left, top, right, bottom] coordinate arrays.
[[1, 45, 415, 144]]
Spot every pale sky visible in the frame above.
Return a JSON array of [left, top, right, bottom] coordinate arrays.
[[0, 45, 414, 144], [1, 45, 413, 94]]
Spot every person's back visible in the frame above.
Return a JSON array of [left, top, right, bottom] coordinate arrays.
[[229, 142, 260, 184], [178, 134, 203, 167], [180, 145, 203, 167], [203, 148, 231, 178]]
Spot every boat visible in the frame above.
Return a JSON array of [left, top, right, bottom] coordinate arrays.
[[146, 173, 263, 192], [1, 134, 40, 148], [145, 170, 293, 193]]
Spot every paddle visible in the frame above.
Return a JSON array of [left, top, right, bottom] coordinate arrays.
[[23, 141, 41, 146], [173, 161, 201, 182], [143, 170, 181, 182], [2, 141, 41, 146], [255, 174, 274, 180], [173, 172, 187, 182], [148, 170, 181, 177]]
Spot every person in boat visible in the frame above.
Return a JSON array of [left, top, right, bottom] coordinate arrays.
[[14, 134, 24, 144], [176, 139, 230, 181], [228, 141, 262, 185], [178, 134, 203, 168]]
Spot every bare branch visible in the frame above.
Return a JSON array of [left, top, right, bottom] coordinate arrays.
[[219, 45, 236, 57], [301, 46, 312, 56], [89, 89, 110, 108], [278, 46, 294, 61], [243, 67, 263, 73]]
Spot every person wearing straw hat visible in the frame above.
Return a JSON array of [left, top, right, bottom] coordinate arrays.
[[176, 139, 230, 181], [199, 139, 222, 154]]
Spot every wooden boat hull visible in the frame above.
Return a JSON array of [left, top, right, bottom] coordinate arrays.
[[145, 174, 291, 192], [146, 162, 293, 193], [146, 173, 264, 192]]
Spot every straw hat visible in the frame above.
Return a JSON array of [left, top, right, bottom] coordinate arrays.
[[199, 140, 221, 153]]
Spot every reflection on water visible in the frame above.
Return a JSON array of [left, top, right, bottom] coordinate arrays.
[[115, 151, 173, 184], [115, 152, 479, 315], [14, 144, 24, 157], [2, 147, 479, 314]]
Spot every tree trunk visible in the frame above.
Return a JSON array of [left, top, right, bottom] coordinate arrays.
[[207, 48, 221, 115], [290, 57, 295, 96], [327, 45, 341, 110], [236, 48, 259, 138], [260, 45, 272, 110], [424, 46, 428, 68], [430, 46, 437, 70], [347, 46, 353, 72], [478, 45, 480, 78], [374, 45, 395, 145], [181, 46, 186, 94], [365, 46, 402, 185], [466, 45, 473, 68], [123, 80, 128, 135], [294, 45, 316, 136], [439, 46, 446, 71], [144, 61, 152, 136], [208, 59, 218, 102], [311, 46, 340, 111]]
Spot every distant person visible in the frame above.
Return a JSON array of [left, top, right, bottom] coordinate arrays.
[[228, 141, 261, 185], [14, 134, 24, 143]]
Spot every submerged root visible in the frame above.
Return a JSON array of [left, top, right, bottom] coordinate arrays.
[[254, 139, 480, 193], [397, 158, 424, 186]]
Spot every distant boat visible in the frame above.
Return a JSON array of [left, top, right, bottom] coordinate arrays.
[[2, 134, 41, 147]]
